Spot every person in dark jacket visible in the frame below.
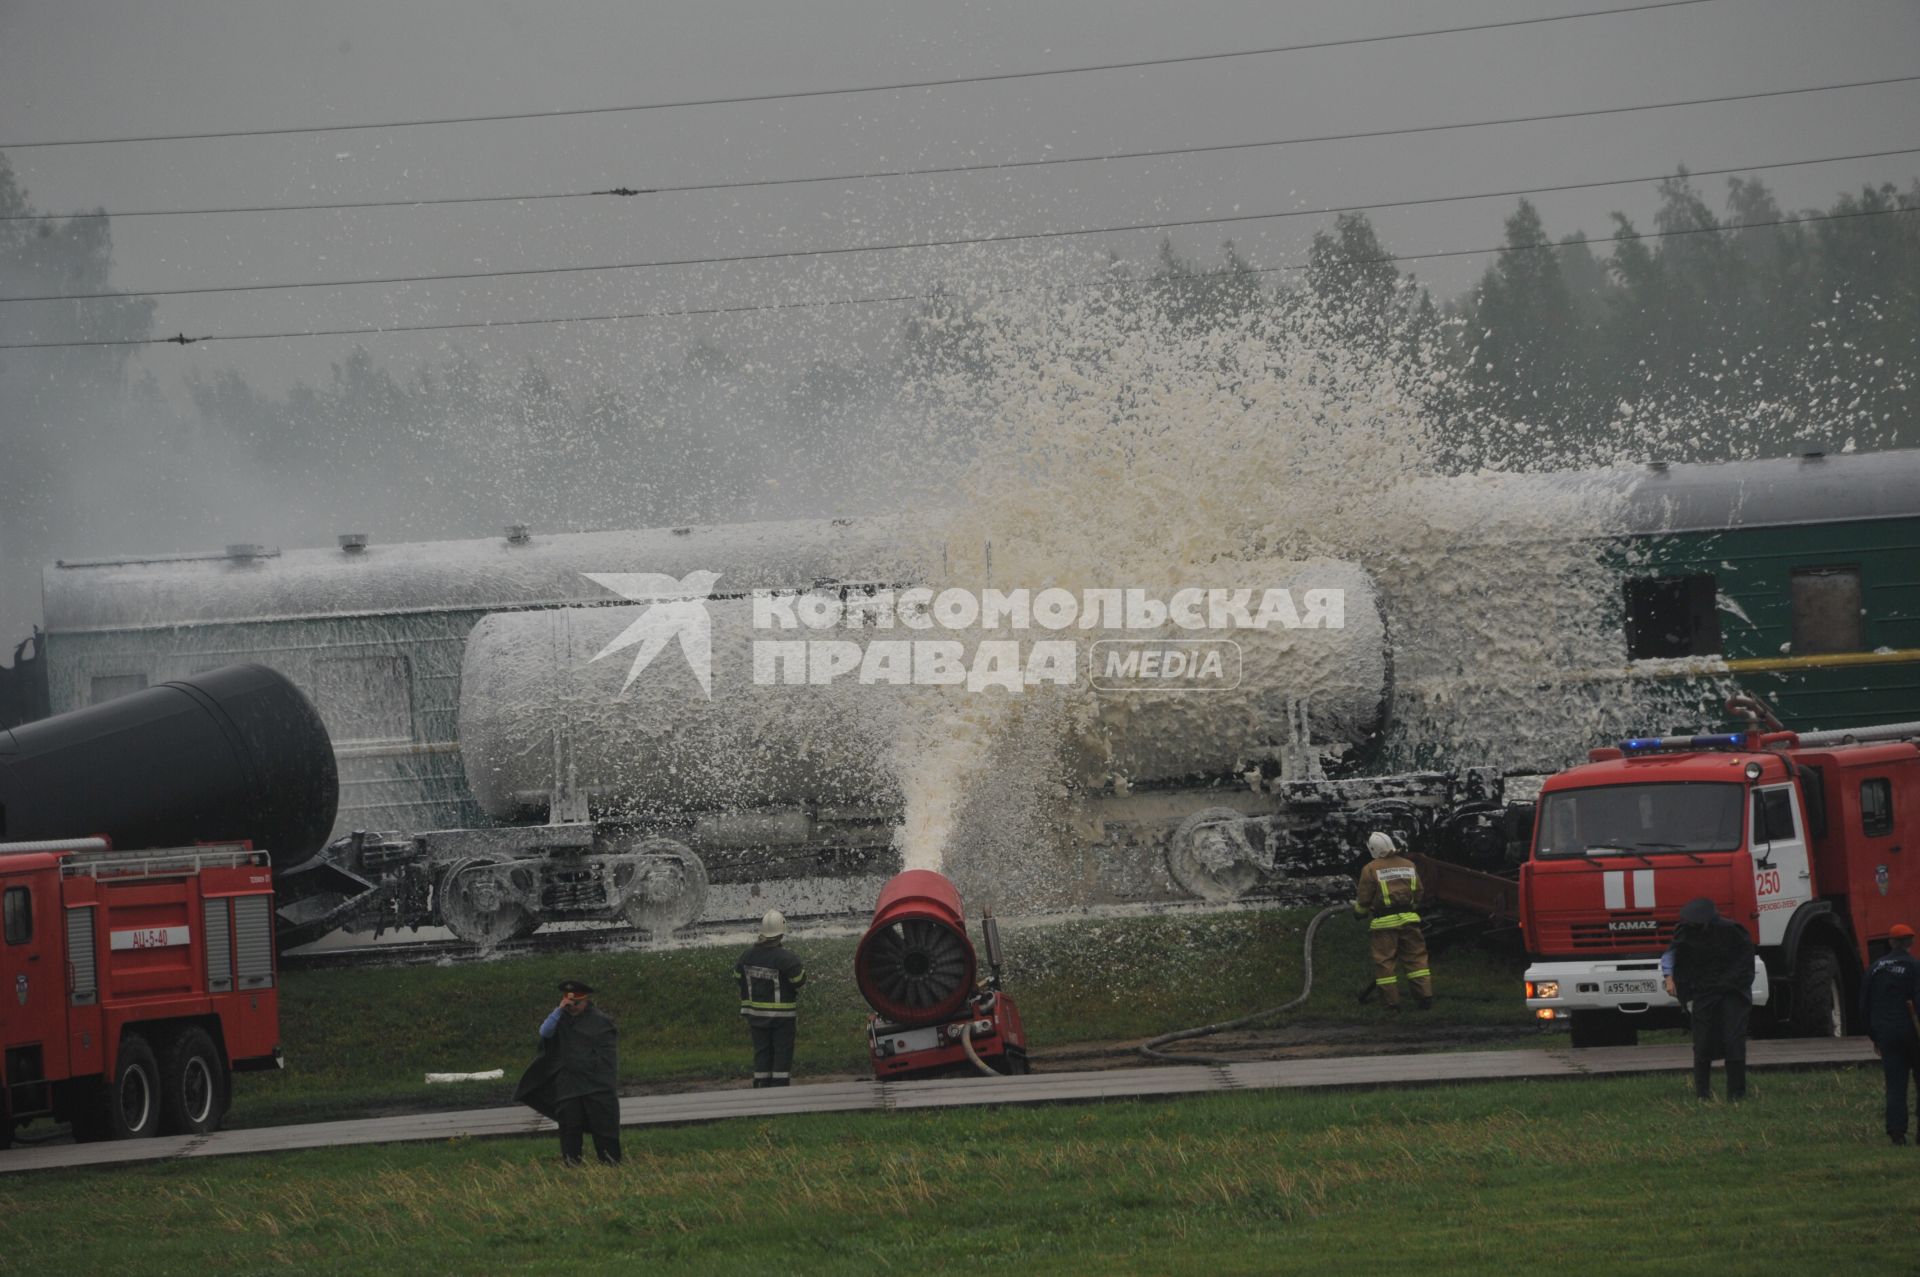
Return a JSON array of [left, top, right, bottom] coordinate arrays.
[[513, 979, 622, 1165], [735, 910, 806, 1087], [1859, 922, 1920, 1145], [1670, 897, 1756, 1101]]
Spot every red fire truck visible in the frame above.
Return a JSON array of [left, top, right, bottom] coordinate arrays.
[[1, 838, 283, 1146], [1521, 718, 1920, 1046]]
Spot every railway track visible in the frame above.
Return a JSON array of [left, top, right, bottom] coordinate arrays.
[[280, 887, 1348, 971]]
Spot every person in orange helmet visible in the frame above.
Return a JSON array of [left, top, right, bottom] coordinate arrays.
[[1861, 923, 1920, 1145]]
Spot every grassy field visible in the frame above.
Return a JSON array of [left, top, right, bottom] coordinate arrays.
[[1, 1068, 1906, 1275], [229, 907, 1536, 1127]]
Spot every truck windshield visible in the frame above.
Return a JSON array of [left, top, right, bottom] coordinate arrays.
[[1535, 782, 1744, 858]]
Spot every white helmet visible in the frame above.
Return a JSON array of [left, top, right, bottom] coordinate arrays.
[[757, 909, 787, 943], [1367, 831, 1398, 857]]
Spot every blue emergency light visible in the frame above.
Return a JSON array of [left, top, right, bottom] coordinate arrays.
[[1617, 732, 1749, 754]]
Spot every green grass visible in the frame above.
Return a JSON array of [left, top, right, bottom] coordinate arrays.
[[1, 1069, 1905, 1275], [229, 908, 1535, 1127]]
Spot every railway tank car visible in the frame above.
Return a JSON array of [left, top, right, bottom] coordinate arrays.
[[25, 447, 1920, 943]]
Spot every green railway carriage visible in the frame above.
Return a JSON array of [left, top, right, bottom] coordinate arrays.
[[1608, 448, 1920, 732]]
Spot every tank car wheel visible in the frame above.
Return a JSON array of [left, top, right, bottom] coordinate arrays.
[[1166, 807, 1263, 902], [160, 1027, 228, 1135], [438, 857, 535, 948], [621, 839, 710, 936], [104, 1033, 163, 1140]]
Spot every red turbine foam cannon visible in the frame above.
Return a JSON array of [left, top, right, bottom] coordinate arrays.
[[854, 869, 979, 1027]]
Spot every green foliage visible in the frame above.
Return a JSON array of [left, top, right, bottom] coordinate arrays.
[[3, 1069, 1904, 1275]]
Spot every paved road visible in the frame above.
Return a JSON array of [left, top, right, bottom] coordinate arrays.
[[1, 1036, 1874, 1176]]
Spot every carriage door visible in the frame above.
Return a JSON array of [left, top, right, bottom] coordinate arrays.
[[1750, 785, 1811, 946]]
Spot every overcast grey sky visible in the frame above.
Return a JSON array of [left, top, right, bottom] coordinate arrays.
[[3, 0, 1918, 399]]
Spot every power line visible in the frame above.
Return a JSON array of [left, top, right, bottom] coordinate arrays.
[[10, 72, 1917, 225], [0, 0, 1723, 149], [4, 204, 1911, 352], [10, 134, 1920, 307]]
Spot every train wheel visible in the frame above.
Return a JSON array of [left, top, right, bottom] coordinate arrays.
[[160, 1028, 228, 1135], [621, 839, 710, 936], [438, 857, 534, 947], [1166, 807, 1263, 901], [104, 1033, 162, 1140]]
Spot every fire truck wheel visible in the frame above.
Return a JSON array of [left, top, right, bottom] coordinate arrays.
[[1789, 948, 1846, 1038], [104, 1034, 163, 1140], [160, 1028, 229, 1135]]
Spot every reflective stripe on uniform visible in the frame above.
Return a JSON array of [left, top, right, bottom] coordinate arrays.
[[1406, 968, 1431, 980], [740, 1006, 798, 1018], [741, 999, 798, 1011], [1369, 911, 1421, 930], [1375, 975, 1398, 986]]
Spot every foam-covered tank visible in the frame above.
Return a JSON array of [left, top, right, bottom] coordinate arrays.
[[458, 556, 1389, 822], [0, 663, 339, 868]]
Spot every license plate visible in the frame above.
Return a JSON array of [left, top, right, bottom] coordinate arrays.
[[1603, 979, 1658, 995]]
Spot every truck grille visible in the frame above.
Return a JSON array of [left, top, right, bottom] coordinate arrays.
[[1565, 920, 1671, 951]]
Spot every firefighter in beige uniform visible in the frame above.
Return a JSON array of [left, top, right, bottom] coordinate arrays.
[[1354, 831, 1433, 1010]]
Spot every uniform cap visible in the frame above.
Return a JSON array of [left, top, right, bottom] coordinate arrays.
[[1891, 923, 1916, 940], [558, 979, 595, 995], [758, 909, 786, 942], [1367, 831, 1398, 857]]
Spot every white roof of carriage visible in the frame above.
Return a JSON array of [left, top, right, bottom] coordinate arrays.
[[41, 449, 1920, 634], [43, 517, 919, 634]]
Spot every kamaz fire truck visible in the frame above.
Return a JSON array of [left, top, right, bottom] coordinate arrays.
[[1, 838, 284, 1146], [1521, 710, 1920, 1047]]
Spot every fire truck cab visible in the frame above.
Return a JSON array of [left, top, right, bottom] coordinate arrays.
[[1, 839, 283, 1147], [1520, 726, 1920, 1047]]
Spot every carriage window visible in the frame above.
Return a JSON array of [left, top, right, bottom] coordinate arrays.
[[1791, 566, 1863, 654], [1861, 778, 1893, 838], [1624, 574, 1721, 659], [314, 655, 413, 743], [4, 887, 30, 945], [88, 673, 147, 704]]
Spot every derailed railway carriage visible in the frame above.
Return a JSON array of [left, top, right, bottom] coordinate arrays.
[[30, 448, 1920, 946]]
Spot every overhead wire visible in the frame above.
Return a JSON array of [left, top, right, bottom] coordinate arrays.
[[4, 203, 1912, 352], [6, 74, 1916, 223], [9, 136, 1920, 308], [0, 0, 1724, 149]]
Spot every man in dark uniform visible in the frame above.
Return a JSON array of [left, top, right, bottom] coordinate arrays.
[[1860, 922, 1920, 1145], [735, 910, 805, 1087], [1670, 897, 1755, 1101], [513, 979, 622, 1165]]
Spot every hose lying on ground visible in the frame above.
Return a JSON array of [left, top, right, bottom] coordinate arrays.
[[1137, 903, 1347, 1067]]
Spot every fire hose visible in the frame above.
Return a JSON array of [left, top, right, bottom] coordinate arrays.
[[958, 1021, 1001, 1079], [1138, 904, 1347, 1066]]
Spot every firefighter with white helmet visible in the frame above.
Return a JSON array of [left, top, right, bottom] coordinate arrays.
[[734, 909, 807, 1087], [1354, 831, 1433, 1010]]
